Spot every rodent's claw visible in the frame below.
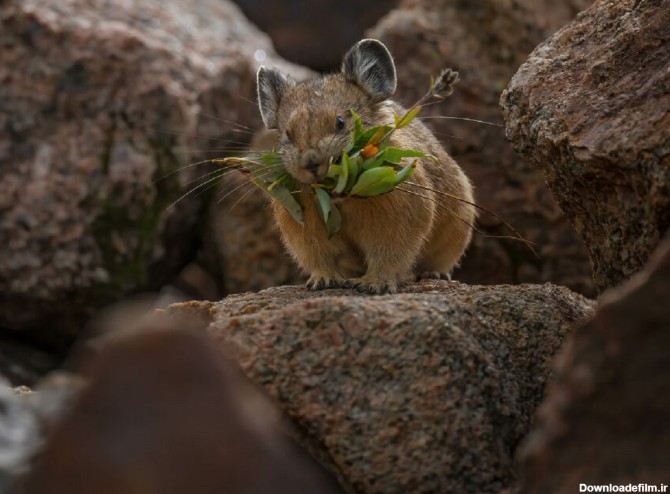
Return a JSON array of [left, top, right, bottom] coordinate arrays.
[[306, 275, 343, 291], [343, 277, 397, 295], [417, 271, 452, 281]]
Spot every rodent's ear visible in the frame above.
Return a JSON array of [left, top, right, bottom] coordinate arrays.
[[257, 66, 292, 129], [342, 39, 397, 102]]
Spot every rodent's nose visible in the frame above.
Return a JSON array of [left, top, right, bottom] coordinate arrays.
[[306, 160, 321, 174]]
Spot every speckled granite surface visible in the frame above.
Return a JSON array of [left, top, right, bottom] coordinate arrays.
[[170, 280, 594, 493]]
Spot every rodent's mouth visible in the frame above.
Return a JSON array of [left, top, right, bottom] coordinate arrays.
[[292, 156, 341, 185], [293, 162, 329, 185]]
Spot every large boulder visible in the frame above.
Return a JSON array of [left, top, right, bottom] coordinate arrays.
[[502, 0, 670, 290], [517, 233, 670, 492], [369, 0, 595, 295], [0, 0, 305, 345], [169, 281, 594, 493]]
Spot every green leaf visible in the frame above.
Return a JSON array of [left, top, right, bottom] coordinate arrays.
[[368, 126, 387, 146], [395, 106, 422, 129], [350, 166, 398, 197], [314, 187, 332, 225], [395, 159, 417, 184], [326, 164, 341, 179], [351, 109, 364, 142], [326, 203, 342, 236], [378, 147, 428, 164], [345, 154, 360, 192], [268, 183, 303, 225], [353, 125, 392, 151], [267, 173, 287, 192], [259, 150, 282, 163], [334, 151, 350, 194], [359, 147, 422, 172]]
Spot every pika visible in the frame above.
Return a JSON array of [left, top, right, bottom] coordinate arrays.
[[256, 39, 475, 294]]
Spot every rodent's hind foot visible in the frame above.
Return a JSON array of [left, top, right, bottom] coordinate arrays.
[[306, 274, 344, 291], [417, 271, 452, 281], [343, 277, 397, 295]]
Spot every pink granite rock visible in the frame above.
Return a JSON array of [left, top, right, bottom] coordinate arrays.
[[502, 0, 670, 290], [0, 0, 305, 345], [170, 281, 594, 493]]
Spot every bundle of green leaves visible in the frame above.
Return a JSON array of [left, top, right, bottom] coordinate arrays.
[[215, 69, 460, 237]]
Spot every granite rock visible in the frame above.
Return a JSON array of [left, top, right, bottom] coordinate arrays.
[[0, 0, 305, 345], [368, 0, 595, 295], [517, 233, 670, 492], [502, 0, 670, 290], [170, 281, 594, 493]]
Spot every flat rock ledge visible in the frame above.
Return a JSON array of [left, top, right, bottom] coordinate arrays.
[[168, 280, 594, 494]]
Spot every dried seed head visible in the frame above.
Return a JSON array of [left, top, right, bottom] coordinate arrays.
[[430, 68, 460, 99]]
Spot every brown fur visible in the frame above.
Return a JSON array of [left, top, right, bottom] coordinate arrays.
[[261, 42, 475, 294]]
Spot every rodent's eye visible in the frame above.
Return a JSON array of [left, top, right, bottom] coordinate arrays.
[[284, 129, 294, 143], [335, 116, 345, 131]]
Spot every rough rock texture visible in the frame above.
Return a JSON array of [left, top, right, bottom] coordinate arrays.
[[14, 330, 343, 494], [369, 0, 596, 295], [171, 281, 594, 493], [0, 0, 306, 345], [230, 0, 399, 71], [517, 234, 670, 492], [502, 0, 670, 290]]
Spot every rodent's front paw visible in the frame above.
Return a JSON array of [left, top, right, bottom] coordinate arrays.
[[343, 277, 397, 295], [306, 274, 343, 291], [417, 271, 452, 281]]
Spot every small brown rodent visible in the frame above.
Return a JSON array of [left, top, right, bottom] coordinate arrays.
[[257, 39, 475, 294]]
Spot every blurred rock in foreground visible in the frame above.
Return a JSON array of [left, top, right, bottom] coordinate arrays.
[[13, 329, 342, 494], [517, 232, 670, 492]]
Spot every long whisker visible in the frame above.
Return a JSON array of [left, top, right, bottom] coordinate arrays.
[[166, 171, 226, 211], [153, 158, 215, 184], [400, 183, 538, 257], [215, 168, 279, 205], [417, 116, 503, 127], [222, 183, 259, 214], [195, 113, 256, 133], [181, 166, 245, 188], [235, 94, 258, 106], [146, 128, 254, 145], [431, 131, 465, 140], [177, 147, 254, 154]]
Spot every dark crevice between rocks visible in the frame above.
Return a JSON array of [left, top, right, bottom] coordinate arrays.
[[230, 0, 400, 72], [0, 331, 64, 387]]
